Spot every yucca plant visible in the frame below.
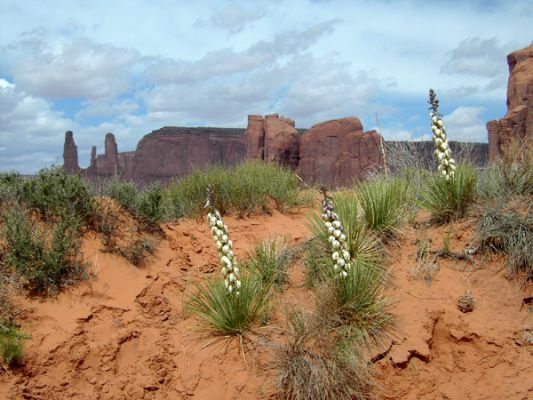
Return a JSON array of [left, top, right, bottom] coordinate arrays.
[[186, 274, 271, 336], [187, 185, 272, 336], [317, 257, 392, 346], [356, 176, 412, 236], [305, 192, 382, 287], [420, 163, 478, 223], [428, 89, 456, 180]]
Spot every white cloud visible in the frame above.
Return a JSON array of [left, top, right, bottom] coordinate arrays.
[[4, 35, 142, 99], [441, 37, 509, 77], [195, 5, 266, 34], [444, 106, 486, 142]]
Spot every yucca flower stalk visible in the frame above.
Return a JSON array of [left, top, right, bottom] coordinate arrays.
[[320, 187, 351, 278], [205, 185, 240, 295], [428, 89, 456, 180]]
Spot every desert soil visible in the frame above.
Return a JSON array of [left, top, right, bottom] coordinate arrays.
[[1, 208, 532, 399]]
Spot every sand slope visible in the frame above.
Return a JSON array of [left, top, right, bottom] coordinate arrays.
[[1, 209, 531, 399]]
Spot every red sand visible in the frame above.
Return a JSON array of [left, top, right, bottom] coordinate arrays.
[[1, 209, 532, 399]]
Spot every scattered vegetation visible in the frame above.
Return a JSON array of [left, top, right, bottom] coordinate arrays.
[[119, 236, 156, 267], [167, 161, 303, 218]]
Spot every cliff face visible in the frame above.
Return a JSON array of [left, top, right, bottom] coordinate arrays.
[[128, 127, 246, 183], [487, 44, 533, 159]]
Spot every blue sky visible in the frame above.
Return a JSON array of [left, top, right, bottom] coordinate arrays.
[[0, 0, 531, 173]]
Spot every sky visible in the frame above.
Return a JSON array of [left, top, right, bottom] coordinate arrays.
[[0, 0, 532, 173]]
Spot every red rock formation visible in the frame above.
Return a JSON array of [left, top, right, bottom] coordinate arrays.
[[130, 127, 246, 183], [101, 133, 119, 176], [487, 44, 533, 160], [246, 115, 265, 160], [299, 117, 383, 187], [264, 114, 300, 169], [63, 131, 79, 174], [245, 114, 300, 169]]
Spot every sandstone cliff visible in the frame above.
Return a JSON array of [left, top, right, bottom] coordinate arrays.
[[487, 43, 533, 159]]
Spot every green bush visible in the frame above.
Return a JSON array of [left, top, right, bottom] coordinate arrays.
[[21, 167, 96, 223], [356, 176, 412, 236], [420, 163, 478, 223], [104, 178, 165, 229], [103, 176, 138, 212], [1, 207, 86, 294], [167, 161, 302, 218], [186, 274, 272, 336], [477, 208, 533, 277], [0, 319, 26, 367], [0, 173, 24, 205]]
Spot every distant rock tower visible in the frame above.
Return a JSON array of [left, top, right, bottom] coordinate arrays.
[[63, 131, 79, 174], [487, 44, 533, 160], [103, 133, 120, 176]]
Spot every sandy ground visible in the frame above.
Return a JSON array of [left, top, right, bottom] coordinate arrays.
[[1, 208, 532, 399]]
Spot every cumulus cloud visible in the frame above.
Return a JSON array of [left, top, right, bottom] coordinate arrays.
[[3, 34, 142, 99], [441, 37, 508, 78], [444, 106, 486, 142]]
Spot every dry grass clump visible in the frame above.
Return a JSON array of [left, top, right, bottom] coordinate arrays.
[[277, 312, 374, 400], [477, 206, 533, 278]]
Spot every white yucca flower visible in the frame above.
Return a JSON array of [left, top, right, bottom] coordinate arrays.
[[321, 188, 351, 279], [205, 186, 240, 295], [428, 89, 456, 180]]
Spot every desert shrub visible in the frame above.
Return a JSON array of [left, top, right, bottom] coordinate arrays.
[[314, 257, 392, 346], [135, 184, 165, 228], [356, 176, 412, 236], [477, 208, 533, 277], [420, 163, 478, 223], [20, 167, 96, 224], [104, 176, 138, 212], [167, 161, 302, 218], [277, 311, 373, 400], [0, 318, 26, 367], [1, 207, 86, 294], [186, 274, 271, 336], [0, 173, 24, 205], [104, 178, 165, 229], [244, 237, 292, 289]]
